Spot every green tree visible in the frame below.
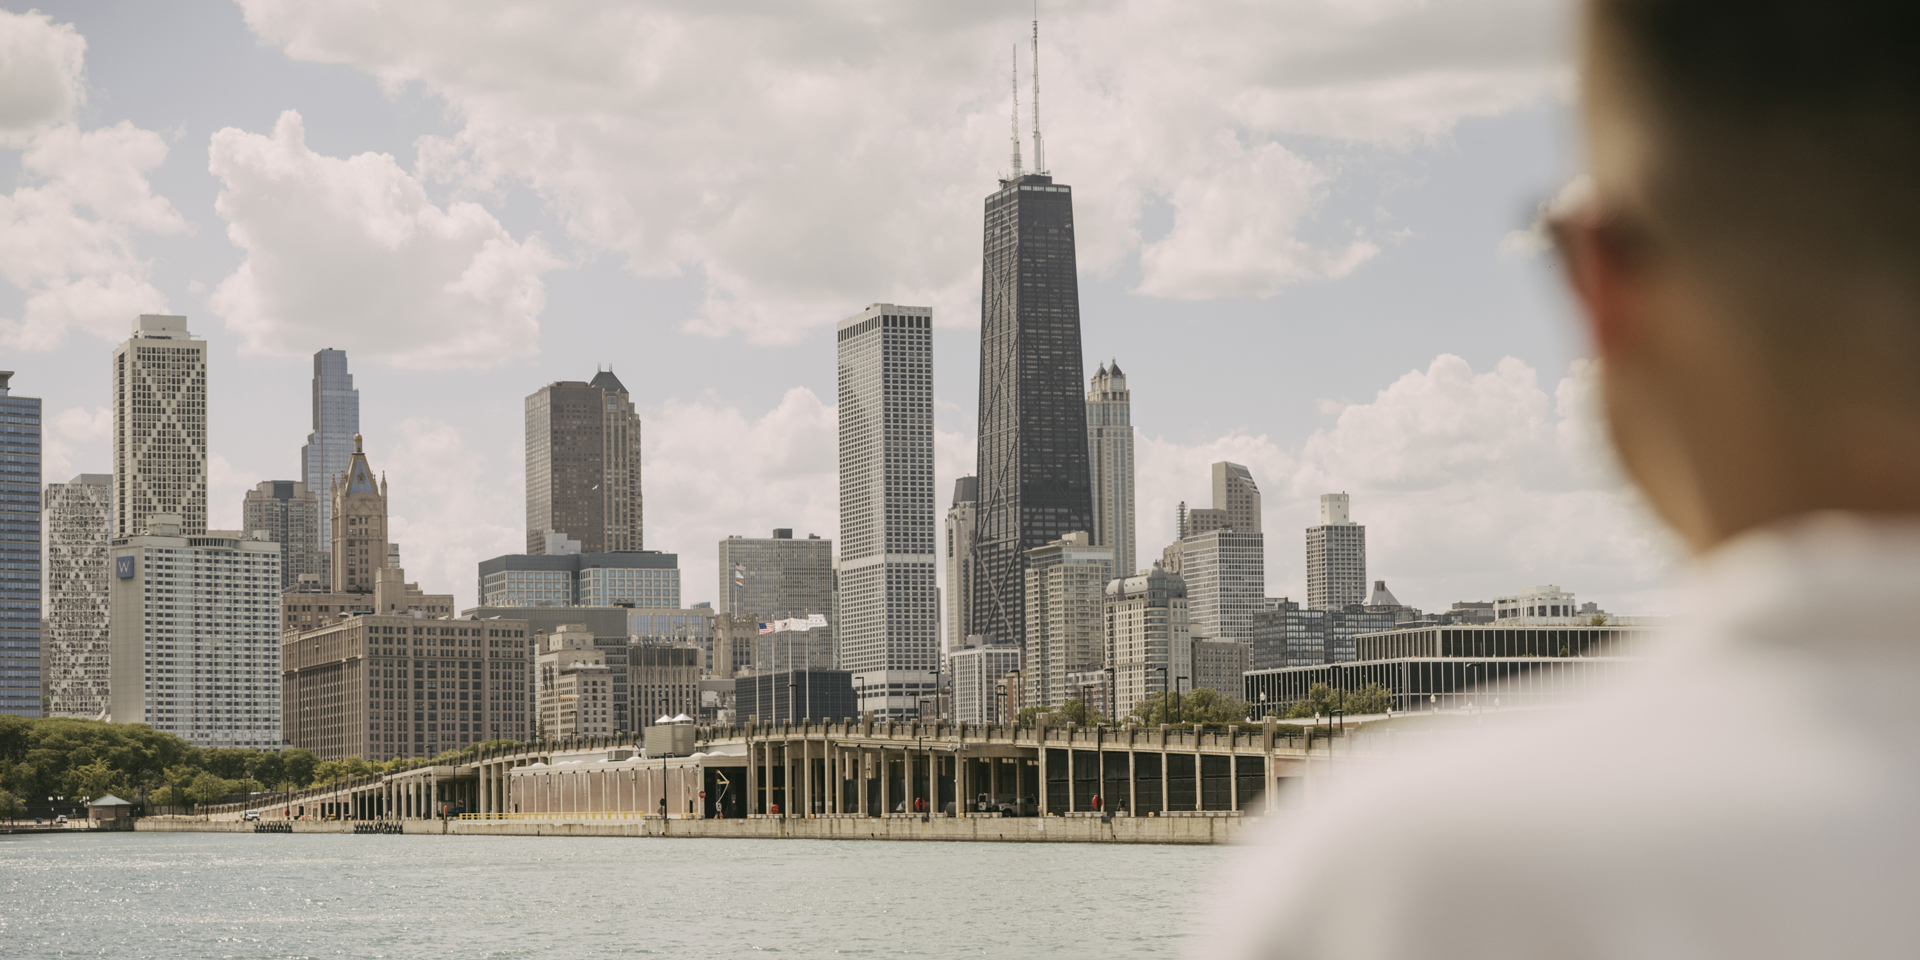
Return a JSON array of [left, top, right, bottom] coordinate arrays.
[[1014, 698, 1112, 727], [0, 787, 25, 821], [246, 750, 286, 790], [280, 748, 320, 788], [1132, 687, 1252, 725], [185, 771, 239, 807], [1273, 681, 1394, 719], [71, 758, 118, 800]]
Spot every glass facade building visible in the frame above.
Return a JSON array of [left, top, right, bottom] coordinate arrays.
[[300, 349, 358, 588], [970, 174, 1095, 653], [0, 372, 41, 717], [42, 473, 112, 718], [477, 551, 680, 609]]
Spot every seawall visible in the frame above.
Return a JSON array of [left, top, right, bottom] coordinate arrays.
[[136, 814, 1246, 844]]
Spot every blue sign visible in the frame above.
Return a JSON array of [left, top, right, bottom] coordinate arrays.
[[115, 556, 135, 579]]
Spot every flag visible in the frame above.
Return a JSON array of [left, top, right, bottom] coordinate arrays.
[[732, 562, 746, 588], [807, 613, 829, 629], [758, 621, 774, 635]]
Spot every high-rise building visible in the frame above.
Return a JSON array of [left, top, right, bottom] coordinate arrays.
[[42, 473, 111, 718], [243, 481, 325, 592], [629, 644, 701, 729], [948, 635, 1022, 724], [284, 613, 530, 761], [1213, 462, 1261, 534], [477, 551, 681, 608], [1181, 529, 1266, 643], [279, 437, 455, 639], [970, 68, 1095, 654], [944, 477, 978, 659], [1023, 532, 1112, 709], [0, 372, 42, 717], [1249, 599, 1326, 670], [836, 303, 939, 717], [525, 371, 643, 555], [300, 349, 358, 587], [1190, 637, 1249, 700], [1306, 493, 1367, 610], [537, 623, 615, 739], [1104, 561, 1190, 719], [113, 315, 207, 538], [1087, 362, 1136, 580], [110, 516, 281, 748], [717, 530, 834, 621]]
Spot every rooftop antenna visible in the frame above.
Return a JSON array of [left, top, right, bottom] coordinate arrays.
[[1009, 44, 1023, 179], [1031, 3, 1047, 174]]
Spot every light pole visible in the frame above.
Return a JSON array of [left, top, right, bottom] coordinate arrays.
[[916, 735, 931, 821], [1151, 665, 1168, 725]]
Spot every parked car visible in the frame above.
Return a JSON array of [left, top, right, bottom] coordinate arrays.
[[242, 810, 261, 821], [54, 815, 68, 824], [974, 794, 1035, 817]]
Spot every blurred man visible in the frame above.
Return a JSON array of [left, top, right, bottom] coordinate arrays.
[[1210, 2, 1920, 956]]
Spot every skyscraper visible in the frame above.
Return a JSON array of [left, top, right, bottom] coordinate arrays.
[[1213, 461, 1261, 534], [970, 36, 1094, 653], [837, 303, 939, 717], [332, 437, 389, 594], [717, 530, 834, 621], [243, 480, 325, 591], [525, 371, 643, 555], [42, 473, 112, 718], [113, 315, 207, 538], [1087, 362, 1136, 579], [300, 348, 358, 586], [1306, 493, 1367, 610], [944, 477, 977, 652], [1105, 562, 1191, 719], [1181, 529, 1265, 643], [0, 372, 41, 717], [1023, 532, 1112, 708]]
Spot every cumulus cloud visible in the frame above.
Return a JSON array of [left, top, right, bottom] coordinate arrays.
[[378, 418, 523, 610], [0, 11, 186, 351], [39, 405, 112, 483], [206, 110, 561, 369], [1133, 354, 1677, 614], [237, 0, 1570, 341], [0, 10, 86, 144]]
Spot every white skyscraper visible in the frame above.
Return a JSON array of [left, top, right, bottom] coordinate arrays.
[[113, 315, 208, 538], [109, 515, 282, 748], [1087, 362, 1136, 579], [301, 348, 359, 583], [1306, 492, 1367, 610], [42, 474, 112, 718], [836, 303, 938, 718], [944, 477, 978, 656]]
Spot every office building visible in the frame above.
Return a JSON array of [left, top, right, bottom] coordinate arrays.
[[0, 372, 41, 717], [536, 623, 614, 739], [1244, 621, 1655, 715], [109, 516, 281, 748], [478, 550, 681, 608], [712, 613, 761, 678], [948, 636, 1022, 724], [1191, 638, 1249, 699], [299, 349, 358, 587], [1213, 462, 1261, 534], [112, 315, 206, 538], [717, 530, 833, 620], [1249, 599, 1326, 670], [737, 668, 857, 724], [1328, 605, 1396, 662], [525, 371, 643, 555], [944, 477, 978, 662], [1306, 493, 1366, 610], [242, 480, 325, 592], [1181, 529, 1265, 643], [281, 437, 453, 638], [1087, 362, 1136, 579], [837, 303, 939, 717], [1495, 585, 1582, 621], [283, 613, 530, 761], [1023, 532, 1112, 709], [627, 605, 716, 672], [970, 91, 1096, 655], [1104, 561, 1191, 719], [42, 473, 112, 718], [630, 645, 701, 729], [464, 604, 627, 734]]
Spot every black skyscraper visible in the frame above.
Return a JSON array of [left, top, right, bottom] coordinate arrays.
[[970, 171, 1095, 650]]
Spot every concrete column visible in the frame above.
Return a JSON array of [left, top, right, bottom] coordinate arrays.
[[879, 746, 889, 817], [1065, 739, 1075, 814], [1194, 730, 1204, 812], [1038, 741, 1049, 817], [1128, 749, 1137, 816], [746, 741, 758, 816], [1160, 730, 1170, 816], [858, 749, 870, 817], [1230, 750, 1239, 813], [785, 738, 797, 816]]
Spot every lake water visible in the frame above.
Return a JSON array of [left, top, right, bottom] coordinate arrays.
[[0, 832, 1232, 958]]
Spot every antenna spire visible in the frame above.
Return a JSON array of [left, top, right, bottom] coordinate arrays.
[[1009, 44, 1023, 179], [1031, 7, 1046, 174]]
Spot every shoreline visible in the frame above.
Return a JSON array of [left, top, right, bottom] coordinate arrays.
[[136, 814, 1245, 844]]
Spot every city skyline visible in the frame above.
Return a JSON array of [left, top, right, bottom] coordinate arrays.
[[2, 3, 1674, 620]]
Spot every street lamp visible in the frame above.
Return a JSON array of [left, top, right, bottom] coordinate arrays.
[[916, 735, 931, 822]]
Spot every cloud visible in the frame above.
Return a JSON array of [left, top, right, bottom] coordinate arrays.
[[0, 10, 86, 144], [237, 0, 1570, 341], [377, 418, 523, 610], [40, 405, 112, 483], [642, 387, 841, 607], [1133, 354, 1677, 614], [206, 110, 562, 369], [0, 120, 188, 351]]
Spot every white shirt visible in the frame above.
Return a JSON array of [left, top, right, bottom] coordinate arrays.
[[1202, 514, 1920, 959]]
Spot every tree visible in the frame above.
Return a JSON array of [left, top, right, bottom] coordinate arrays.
[[72, 758, 118, 800], [1014, 698, 1112, 728], [280, 748, 320, 789], [1132, 687, 1251, 725], [1272, 681, 1394, 719], [185, 771, 239, 807], [0, 788, 24, 821], [246, 751, 285, 790]]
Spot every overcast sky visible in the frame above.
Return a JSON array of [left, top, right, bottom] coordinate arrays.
[[0, 0, 1678, 615]]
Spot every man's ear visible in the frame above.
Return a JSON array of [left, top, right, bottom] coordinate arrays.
[[1560, 217, 1643, 363]]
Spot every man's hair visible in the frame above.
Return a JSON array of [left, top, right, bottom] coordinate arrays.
[[1590, 0, 1920, 404]]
